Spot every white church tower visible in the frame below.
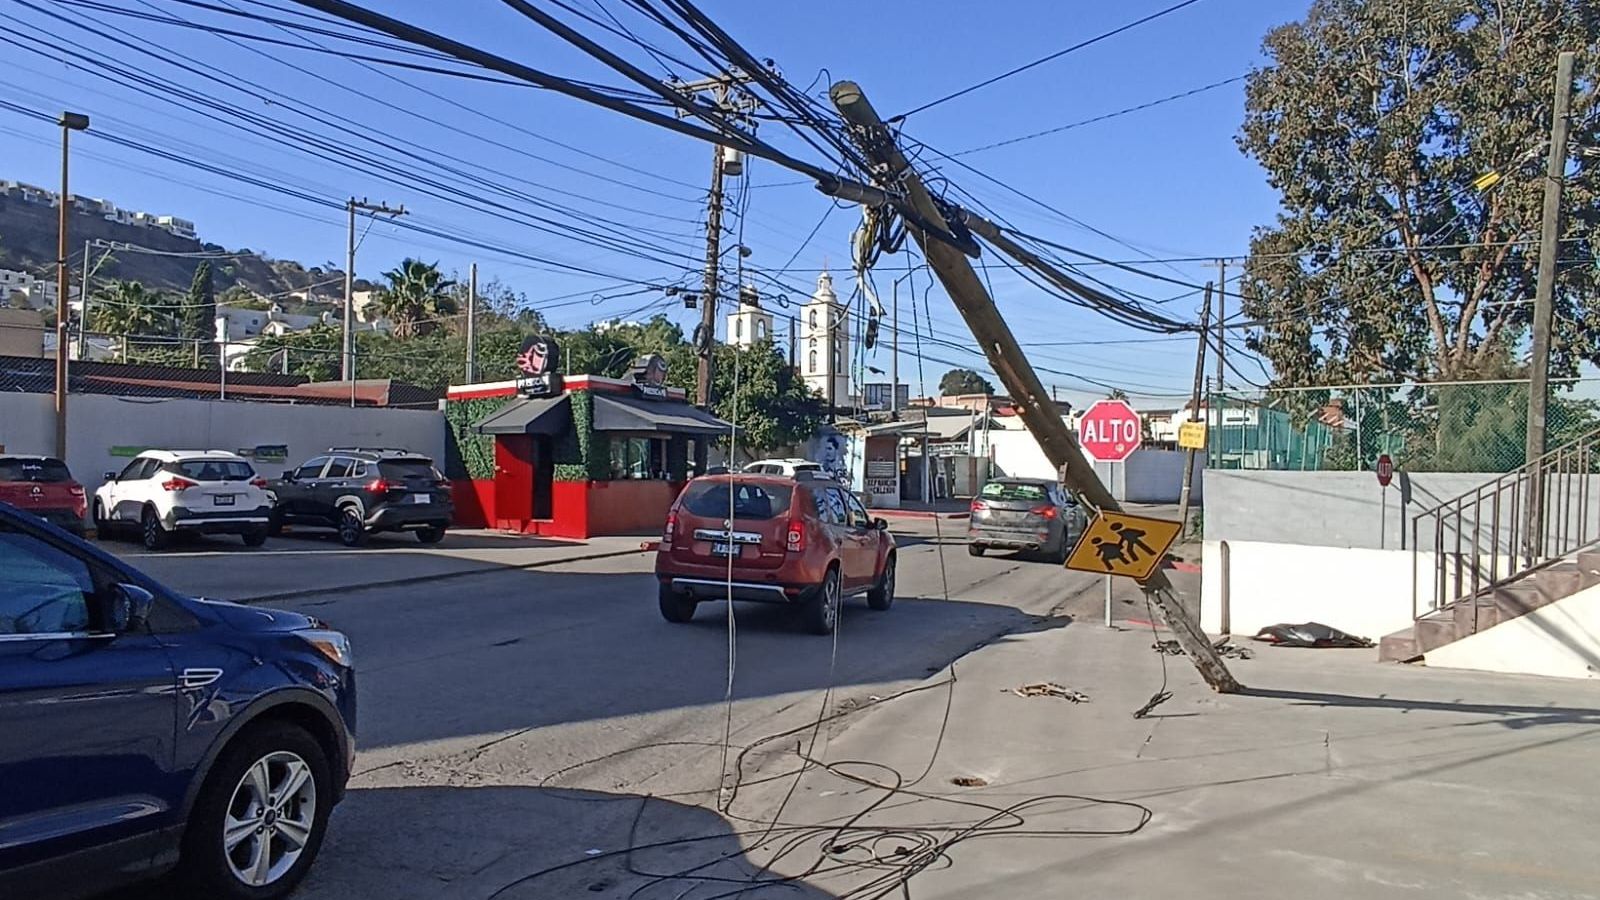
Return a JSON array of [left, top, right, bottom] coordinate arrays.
[[801, 270, 849, 404], [725, 285, 773, 349]]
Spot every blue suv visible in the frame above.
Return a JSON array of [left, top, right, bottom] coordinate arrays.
[[0, 502, 356, 899]]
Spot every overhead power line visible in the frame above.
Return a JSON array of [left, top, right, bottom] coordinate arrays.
[[893, 0, 1208, 120]]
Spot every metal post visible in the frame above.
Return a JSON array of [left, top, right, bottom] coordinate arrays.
[[1216, 258, 1226, 392], [891, 276, 900, 414], [53, 113, 88, 461], [342, 198, 356, 384], [465, 261, 478, 383], [1103, 575, 1112, 628], [1525, 50, 1575, 558], [77, 238, 91, 360]]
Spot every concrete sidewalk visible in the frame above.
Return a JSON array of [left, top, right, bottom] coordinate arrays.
[[727, 618, 1600, 899]]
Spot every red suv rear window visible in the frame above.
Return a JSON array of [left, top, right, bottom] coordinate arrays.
[[0, 458, 73, 483], [680, 480, 794, 520]]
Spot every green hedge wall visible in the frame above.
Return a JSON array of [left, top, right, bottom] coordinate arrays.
[[442, 396, 507, 480]]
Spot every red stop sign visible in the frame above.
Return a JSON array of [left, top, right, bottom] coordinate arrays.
[[1078, 399, 1143, 463], [1376, 454, 1394, 487]]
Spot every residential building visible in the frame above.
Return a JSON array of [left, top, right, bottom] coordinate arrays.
[[155, 215, 197, 240], [800, 270, 849, 403]]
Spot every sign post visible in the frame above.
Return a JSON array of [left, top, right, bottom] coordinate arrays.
[[1376, 453, 1394, 549]]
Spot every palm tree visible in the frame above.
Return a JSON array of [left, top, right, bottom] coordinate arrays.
[[377, 259, 457, 338], [90, 280, 169, 358]]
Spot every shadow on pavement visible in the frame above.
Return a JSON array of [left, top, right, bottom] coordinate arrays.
[[99, 785, 838, 900], [1243, 687, 1600, 727]]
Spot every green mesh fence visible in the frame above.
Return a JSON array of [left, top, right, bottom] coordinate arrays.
[[1207, 381, 1600, 473]]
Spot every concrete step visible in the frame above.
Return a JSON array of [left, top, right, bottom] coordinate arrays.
[[1414, 614, 1458, 653], [1577, 551, 1600, 589], [1378, 629, 1421, 663]]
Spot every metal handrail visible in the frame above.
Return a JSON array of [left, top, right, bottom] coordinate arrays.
[[1411, 427, 1600, 623]]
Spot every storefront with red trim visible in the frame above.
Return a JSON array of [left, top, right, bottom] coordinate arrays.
[[442, 346, 728, 538]]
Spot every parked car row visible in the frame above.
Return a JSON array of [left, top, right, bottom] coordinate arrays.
[[1, 447, 453, 552]]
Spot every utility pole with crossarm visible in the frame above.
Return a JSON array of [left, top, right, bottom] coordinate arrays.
[[830, 80, 1241, 694]]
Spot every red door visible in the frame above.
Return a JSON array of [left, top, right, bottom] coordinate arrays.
[[494, 435, 534, 526]]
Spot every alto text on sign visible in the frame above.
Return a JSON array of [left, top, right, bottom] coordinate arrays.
[[1077, 399, 1143, 463]]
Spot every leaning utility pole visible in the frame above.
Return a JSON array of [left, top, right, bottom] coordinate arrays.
[[671, 72, 759, 407], [1177, 283, 1213, 535], [1215, 258, 1227, 392], [831, 80, 1240, 693], [1525, 50, 1575, 560], [343, 197, 405, 401]]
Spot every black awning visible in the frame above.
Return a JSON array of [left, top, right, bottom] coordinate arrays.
[[473, 395, 572, 435], [592, 393, 731, 435]]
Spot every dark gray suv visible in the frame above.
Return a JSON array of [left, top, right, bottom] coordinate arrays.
[[267, 448, 452, 546], [967, 477, 1087, 561]]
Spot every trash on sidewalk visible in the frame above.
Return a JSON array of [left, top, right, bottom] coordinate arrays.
[[1253, 622, 1373, 648], [1003, 682, 1090, 702], [1152, 637, 1252, 659]]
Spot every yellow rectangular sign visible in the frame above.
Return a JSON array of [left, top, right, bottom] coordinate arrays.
[[1065, 511, 1182, 582], [1177, 421, 1206, 450]]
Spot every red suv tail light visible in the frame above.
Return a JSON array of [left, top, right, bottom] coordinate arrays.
[[662, 510, 677, 548], [161, 476, 197, 492], [365, 478, 393, 494], [785, 518, 805, 553], [1032, 504, 1058, 519]]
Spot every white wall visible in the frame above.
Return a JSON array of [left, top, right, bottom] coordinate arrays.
[[1425, 583, 1600, 679], [0, 393, 444, 488], [1200, 540, 1437, 641]]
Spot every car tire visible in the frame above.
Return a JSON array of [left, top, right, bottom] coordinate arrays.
[[867, 554, 895, 611], [141, 506, 170, 551], [658, 582, 697, 623], [967, 544, 985, 557], [336, 506, 367, 547], [802, 566, 841, 635], [175, 721, 332, 900], [1052, 534, 1071, 564], [415, 525, 446, 545], [242, 527, 269, 548], [93, 500, 112, 539]]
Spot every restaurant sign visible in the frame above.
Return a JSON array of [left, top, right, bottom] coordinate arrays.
[[515, 335, 563, 397], [629, 353, 670, 400]]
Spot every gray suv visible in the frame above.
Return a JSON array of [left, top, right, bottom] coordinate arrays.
[[968, 477, 1087, 561]]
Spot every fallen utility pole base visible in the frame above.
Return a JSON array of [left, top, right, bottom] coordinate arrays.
[[830, 78, 1241, 694]]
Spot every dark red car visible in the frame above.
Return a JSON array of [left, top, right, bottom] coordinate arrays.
[[0, 454, 87, 536], [654, 473, 896, 634]]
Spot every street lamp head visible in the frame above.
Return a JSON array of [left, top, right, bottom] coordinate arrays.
[[59, 112, 89, 131]]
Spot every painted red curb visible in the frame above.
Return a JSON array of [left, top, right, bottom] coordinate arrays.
[[1167, 561, 1201, 573], [640, 540, 662, 551]]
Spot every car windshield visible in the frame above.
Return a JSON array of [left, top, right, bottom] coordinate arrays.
[[174, 459, 255, 482], [0, 458, 72, 483], [379, 460, 442, 480], [680, 480, 794, 520], [980, 481, 1049, 502]]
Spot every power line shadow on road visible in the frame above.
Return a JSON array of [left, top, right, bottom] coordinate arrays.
[[1240, 687, 1600, 728], [98, 785, 840, 900]]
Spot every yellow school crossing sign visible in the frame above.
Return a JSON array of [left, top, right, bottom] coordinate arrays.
[[1065, 511, 1182, 582]]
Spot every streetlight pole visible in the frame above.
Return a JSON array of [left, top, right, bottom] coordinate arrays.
[[54, 112, 89, 462]]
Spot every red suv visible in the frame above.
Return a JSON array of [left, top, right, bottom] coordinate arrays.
[[655, 473, 896, 634], [0, 455, 87, 536]]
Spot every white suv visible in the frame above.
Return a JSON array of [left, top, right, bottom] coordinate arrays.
[[93, 450, 274, 550], [742, 458, 831, 479]]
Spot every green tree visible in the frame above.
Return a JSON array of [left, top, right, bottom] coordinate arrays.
[[181, 261, 216, 343], [378, 258, 458, 338], [939, 368, 995, 396], [90, 280, 168, 339], [704, 340, 826, 451], [1237, 0, 1600, 386], [240, 324, 343, 381]]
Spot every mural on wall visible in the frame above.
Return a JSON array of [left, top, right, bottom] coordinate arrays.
[[817, 429, 850, 483]]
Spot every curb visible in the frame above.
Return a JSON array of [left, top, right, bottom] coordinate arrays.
[[238, 546, 647, 605]]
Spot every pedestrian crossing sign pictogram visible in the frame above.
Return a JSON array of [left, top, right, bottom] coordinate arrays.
[[1065, 511, 1182, 581]]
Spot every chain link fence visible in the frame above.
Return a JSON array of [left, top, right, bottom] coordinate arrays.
[[1208, 380, 1600, 474]]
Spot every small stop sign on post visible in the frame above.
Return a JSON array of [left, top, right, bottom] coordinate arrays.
[[1078, 399, 1143, 463], [1376, 454, 1394, 487]]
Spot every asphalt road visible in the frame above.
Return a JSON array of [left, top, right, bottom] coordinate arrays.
[[104, 520, 1131, 899]]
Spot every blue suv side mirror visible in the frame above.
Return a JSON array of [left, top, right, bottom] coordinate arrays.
[[107, 583, 155, 633]]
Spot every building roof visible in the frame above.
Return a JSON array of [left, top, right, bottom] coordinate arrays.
[[591, 393, 731, 435], [473, 395, 572, 436], [0, 355, 439, 407]]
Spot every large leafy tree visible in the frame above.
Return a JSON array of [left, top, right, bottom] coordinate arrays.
[[699, 340, 826, 451], [90, 280, 168, 339], [378, 258, 457, 338], [939, 368, 995, 396], [1237, 0, 1600, 386]]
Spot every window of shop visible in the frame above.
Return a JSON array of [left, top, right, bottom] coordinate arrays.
[[608, 436, 669, 480]]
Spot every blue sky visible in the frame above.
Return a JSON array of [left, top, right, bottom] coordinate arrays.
[[0, 0, 1305, 406]]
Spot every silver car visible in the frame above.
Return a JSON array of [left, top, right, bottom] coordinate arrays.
[[967, 477, 1087, 561]]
